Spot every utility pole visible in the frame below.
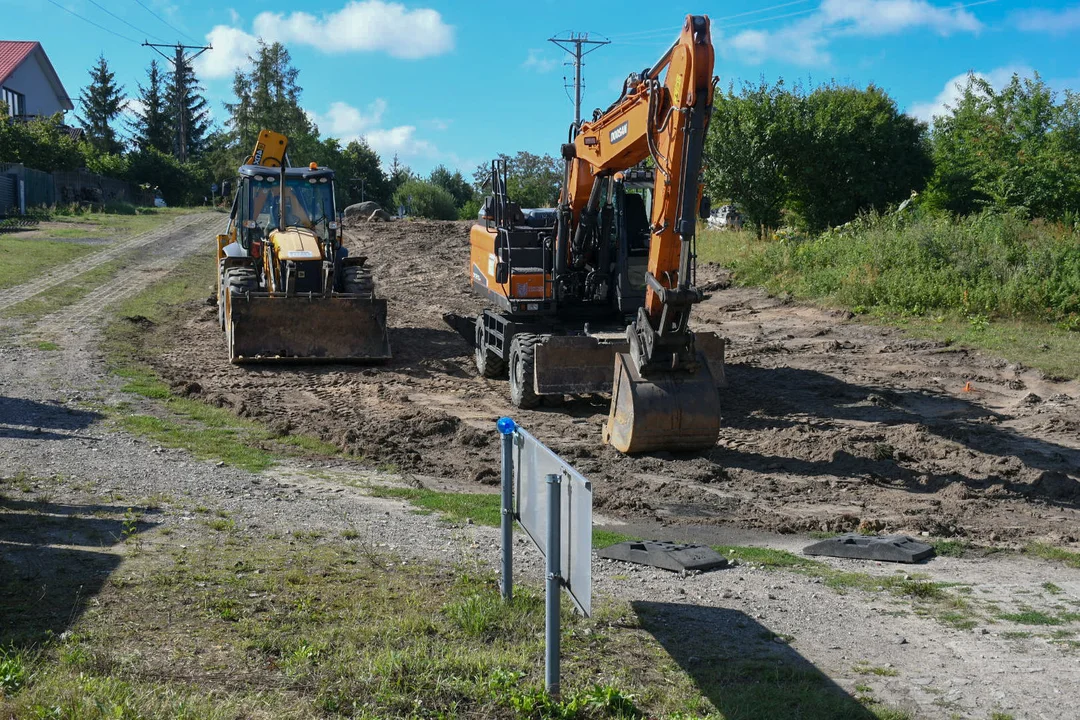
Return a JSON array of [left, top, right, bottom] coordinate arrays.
[[547, 32, 609, 131], [350, 177, 366, 203], [143, 42, 211, 163]]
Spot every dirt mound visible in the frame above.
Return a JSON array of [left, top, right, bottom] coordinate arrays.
[[143, 220, 1080, 546]]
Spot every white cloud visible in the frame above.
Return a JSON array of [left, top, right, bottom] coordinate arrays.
[[726, 0, 984, 66], [908, 66, 1033, 122], [523, 49, 558, 73], [428, 118, 451, 131], [195, 25, 258, 79], [821, 0, 981, 36], [309, 99, 387, 136], [365, 125, 437, 159], [252, 0, 453, 59], [123, 98, 146, 120], [1014, 4, 1080, 33], [308, 100, 440, 164]]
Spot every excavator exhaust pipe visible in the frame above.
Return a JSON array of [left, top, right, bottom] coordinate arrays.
[[603, 352, 721, 454]]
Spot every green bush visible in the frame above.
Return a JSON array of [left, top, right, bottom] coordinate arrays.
[[393, 179, 458, 220], [459, 198, 481, 220], [712, 209, 1080, 322]]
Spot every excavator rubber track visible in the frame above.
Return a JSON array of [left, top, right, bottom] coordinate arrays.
[[226, 292, 391, 363]]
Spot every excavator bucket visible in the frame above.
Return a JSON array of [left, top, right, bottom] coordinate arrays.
[[226, 293, 391, 363], [534, 336, 629, 395], [603, 352, 721, 454]]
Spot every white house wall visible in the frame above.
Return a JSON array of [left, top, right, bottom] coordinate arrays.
[[2, 49, 70, 117]]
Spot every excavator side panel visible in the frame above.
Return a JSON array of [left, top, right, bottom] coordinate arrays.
[[604, 352, 720, 453], [226, 292, 391, 363]]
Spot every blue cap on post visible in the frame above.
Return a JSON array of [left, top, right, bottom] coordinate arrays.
[[496, 417, 516, 435]]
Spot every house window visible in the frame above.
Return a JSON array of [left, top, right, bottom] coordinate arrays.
[[2, 88, 26, 118]]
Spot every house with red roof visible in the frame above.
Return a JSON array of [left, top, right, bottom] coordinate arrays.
[[0, 41, 73, 119]]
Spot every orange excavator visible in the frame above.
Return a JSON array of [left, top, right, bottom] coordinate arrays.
[[459, 15, 725, 453]]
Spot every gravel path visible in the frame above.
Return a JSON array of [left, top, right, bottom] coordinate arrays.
[[2, 215, 1079, 720]]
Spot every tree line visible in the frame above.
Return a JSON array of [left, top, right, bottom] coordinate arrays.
[[705, 74, 1080, 232], [3, 43, 1075, 228]]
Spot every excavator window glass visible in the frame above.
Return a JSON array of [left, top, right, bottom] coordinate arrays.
[[248, 177, 281, 232]]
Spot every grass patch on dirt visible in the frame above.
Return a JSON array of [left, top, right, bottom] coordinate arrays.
[[699, 213, 1080, 379], [99, 252, 341, 471], [0, 239, 98, 290], [0, 526, 895, 720], [366, 487, 643, 552], [1025, 543, 1080, 568], [1, 258, 126, 322], [0, 209, 200, 291]]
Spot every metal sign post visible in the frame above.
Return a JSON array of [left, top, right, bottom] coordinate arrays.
[[545, 472, 561, 695], [498, 416, 516, 600], [496, 417, 590, 696]]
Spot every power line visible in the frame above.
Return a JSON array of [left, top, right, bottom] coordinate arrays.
[[85, 0, 167, 43], [548, 32, 610, 129], [609, 0, 814, 40], [132, 0, 199, 43], [44, 0, 140, 44], [143, 42, 212, 162]]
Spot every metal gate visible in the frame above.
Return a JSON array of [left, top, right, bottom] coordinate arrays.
[[0, 173, 16, 218]]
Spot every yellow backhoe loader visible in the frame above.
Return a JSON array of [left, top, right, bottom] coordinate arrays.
[[215, 130, 391, 363]]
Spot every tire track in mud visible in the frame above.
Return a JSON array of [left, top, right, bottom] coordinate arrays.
[[30, 213, 222, 338], [0, 213, 219, 312]]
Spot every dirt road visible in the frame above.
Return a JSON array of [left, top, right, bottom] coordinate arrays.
[[145, 219, 1080, 547]]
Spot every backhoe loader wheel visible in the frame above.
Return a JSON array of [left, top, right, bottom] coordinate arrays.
[[342, 265, 375, 298], [475, 316, 506, 379], [508, 334, 541, 409]]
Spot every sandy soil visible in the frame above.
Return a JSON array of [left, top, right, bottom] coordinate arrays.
[[147, 219, 1080, 547]]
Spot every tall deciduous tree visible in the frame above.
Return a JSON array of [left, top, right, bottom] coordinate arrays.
[[788, 83, 932, 231], [925, 72, 1080, 219], [473, 151, 561, 208], [130, 60, 171, 154], [77, 55, 125, 155], [337, 139, 390, 208], [704, 80, 798, 232], [429, 164, 474, 208]]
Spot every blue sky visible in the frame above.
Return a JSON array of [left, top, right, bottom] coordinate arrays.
[[8, 0, 1080, 177]]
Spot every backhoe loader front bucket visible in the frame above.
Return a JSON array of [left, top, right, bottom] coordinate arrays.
[[603, 352, 721, 454], [226, 293, 391, 363]]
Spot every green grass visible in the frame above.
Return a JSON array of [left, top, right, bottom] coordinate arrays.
[[32, 340, 60, 351], [0, 238, 98, 290], [3, 531, 895, 719], [997, 610, 1065, 626], [2, 258, 126, 322], [0, 208, 200, 292], [1025, 543, 1080, 568], [96, 252, 342, 471], [712, 545, 825, 571], [699, 211, 1080, 378]]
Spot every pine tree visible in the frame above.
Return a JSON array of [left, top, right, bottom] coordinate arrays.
[[166, 54, 210, 161], [129, 60, 171, 154], [77, 55, 124, 154], [225, 41, 317, 154]]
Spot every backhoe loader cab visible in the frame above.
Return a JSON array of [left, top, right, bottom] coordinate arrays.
[[215, 132, 391, 364]]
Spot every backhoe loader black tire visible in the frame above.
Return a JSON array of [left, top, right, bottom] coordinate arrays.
[[509, 334, 541, 409], [342, 265, 375, 298], [222, 267, 258, 332], [475, 316, 506, 379]]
